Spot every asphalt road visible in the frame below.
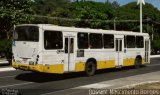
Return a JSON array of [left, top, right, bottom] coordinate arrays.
[[0, 58, 160, 95]]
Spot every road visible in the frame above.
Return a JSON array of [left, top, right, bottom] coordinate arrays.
[[0, 58, 160, 95]]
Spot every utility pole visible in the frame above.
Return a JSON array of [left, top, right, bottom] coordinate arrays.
[[114, 17, 117, 30], [137, 0, 145, 33], [152, 24, 154, 41]]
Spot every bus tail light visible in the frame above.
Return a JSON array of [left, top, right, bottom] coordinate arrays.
[[35, 55, 39, 64]]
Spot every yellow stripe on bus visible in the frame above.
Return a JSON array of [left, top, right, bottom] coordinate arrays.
[[123, 58, 135, 66], [12, 62, 64, 74], [12, 57, 145, 74], [142, 58, 145, 64], [123, 57, 145, 66], [43, 64, 63, 74], [75, 62, 85, 72], [97, 60, 115, 69]]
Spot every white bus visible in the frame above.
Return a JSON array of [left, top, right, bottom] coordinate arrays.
[[12, 24, 150, 76]]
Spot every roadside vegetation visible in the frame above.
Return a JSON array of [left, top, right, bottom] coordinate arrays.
[[130, 82, 160, 89], [0, 0, 160, 62]]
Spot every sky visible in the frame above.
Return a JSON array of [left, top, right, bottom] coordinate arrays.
[[96, 0, 160, 10]]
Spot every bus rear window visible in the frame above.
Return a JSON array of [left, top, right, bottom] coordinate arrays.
[[14, 26, 39, 42], [44, 31, 63, 49]]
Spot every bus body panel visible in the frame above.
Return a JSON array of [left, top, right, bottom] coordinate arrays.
[[12, 24, 150, 74]]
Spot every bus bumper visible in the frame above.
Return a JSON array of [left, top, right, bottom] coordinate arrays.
[[12, 62, 64, 74]]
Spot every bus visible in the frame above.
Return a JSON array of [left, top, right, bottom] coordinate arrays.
[[12, 24, 150, 76]]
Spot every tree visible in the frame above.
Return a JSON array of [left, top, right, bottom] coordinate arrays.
[[52, 1, 117, 29], [32, 0, 70, 24], [0, 0, 34, 62], [32, 0, 69, 15], [0, 0, 34, 39], [116, 2, 160, 32], [116, 2, 160, 52]]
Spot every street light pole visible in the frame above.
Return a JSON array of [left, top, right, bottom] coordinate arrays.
[[137, 0, 145, 33], [114, 17, 117, 30], [140, 2, 142, 33]]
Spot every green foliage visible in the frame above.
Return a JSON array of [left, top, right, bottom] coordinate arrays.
[[32, 0, 70, 24], [116, 2, 160, 51], [152, 39, 160, 51], [52, 1, 117, 29], [0, 40, 12, 61], [33, 0, 69, 15], [116, 2, 141, 31], [0, 0, 34, 39], [1, 0, 160, 53], [116, 2, 160, 32], [0, 0, 34, 60]]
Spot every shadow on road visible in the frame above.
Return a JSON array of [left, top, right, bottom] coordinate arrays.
[[15, 71, 86, 83], [14, 65, 152, 83]]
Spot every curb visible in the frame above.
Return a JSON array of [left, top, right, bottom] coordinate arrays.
[[0, 61, 9, 64], [150, 55, 160, 58], [0, 67, 16, 72], [116, 81, 160, 89]]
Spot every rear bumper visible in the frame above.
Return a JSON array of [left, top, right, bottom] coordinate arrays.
[[12, 62, 64, 74]]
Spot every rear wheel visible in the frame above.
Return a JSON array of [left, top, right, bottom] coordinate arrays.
[[85, 61, 96, 76], [134, 58, 142, 69]]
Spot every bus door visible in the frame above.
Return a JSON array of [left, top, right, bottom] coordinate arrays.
[[145, 39, 150, 63], [64, 36, 75, 72], [115, 38, 123, 67]]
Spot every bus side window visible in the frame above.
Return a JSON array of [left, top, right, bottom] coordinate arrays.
[[89, 33, 102, 49], [136, 36, 144, 48], [44, 31, 63, 50], [103, 34, 114, 48], [126, 35, 136, 48], [124, 36, 127, 48], [78, 33, 89, 49], [65, 38, 68, 53], [70, 38, 74, 53]]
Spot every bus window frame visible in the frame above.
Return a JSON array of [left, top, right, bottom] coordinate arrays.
[[89, 33, 103, 49], [44, 30, 63, 50], [103, 34, 114, 49]]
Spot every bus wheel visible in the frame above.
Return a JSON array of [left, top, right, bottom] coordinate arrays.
[[85, 61, 96, 76], [134, 58, 142, 69]]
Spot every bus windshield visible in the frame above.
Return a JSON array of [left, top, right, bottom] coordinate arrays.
[[14, 26, 39, 42]]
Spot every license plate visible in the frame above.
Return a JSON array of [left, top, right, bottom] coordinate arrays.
[[16, 60, 22, 64], [19, 66, 28, 70]]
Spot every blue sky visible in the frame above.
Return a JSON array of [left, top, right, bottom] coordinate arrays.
[[96, 0, 160, 10]]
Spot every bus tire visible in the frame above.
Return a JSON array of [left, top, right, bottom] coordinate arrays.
[[134, 58, 142, 69], [85, 61, 96, 76]]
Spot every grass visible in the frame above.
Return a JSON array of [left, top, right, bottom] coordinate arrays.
[[130, 82, 160, 89]]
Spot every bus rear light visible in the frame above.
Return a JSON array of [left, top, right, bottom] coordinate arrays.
[[12, 56, 15, 62], [35, 55, 39, 64]]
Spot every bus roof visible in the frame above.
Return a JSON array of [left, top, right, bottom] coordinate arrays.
[[16, 24, 149, 36]]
